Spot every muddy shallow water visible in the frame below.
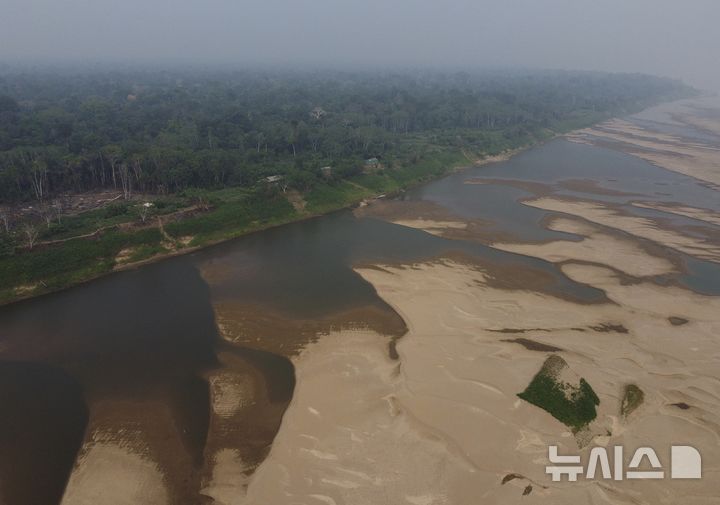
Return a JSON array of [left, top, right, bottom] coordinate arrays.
[[0, 132, 719, 503]]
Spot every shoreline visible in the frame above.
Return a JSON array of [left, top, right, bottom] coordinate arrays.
[[0, 143, 541, 309], [4, 93, 698, 309], [241, 201, 720, 504]]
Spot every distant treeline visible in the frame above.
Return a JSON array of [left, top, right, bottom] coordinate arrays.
[[0, 67, 694, 202]]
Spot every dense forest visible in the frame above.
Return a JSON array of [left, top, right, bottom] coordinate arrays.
[[0, 66, 695, 303], [0, 67, 694, 202]]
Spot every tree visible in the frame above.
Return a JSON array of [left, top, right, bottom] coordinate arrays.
[[0, 68, 694, 204], [102, 145, 123, 190], [30, 155, 48, 201], [0, 235, 14, 257], [118, 163, 132, 200], [23, 223, 39, 250], [38, 203, 56, 229], [137, 202, 153, 224], [0, 95, 19, 114], [0, 208, 11, 233]]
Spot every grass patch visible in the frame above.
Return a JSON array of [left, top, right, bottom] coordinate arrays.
[[165, 189, 297, 245], [125, 243, 169, 263], [0, 228, 163, 304], [304, 181, 374, 214], [620, 384, 644, 418], [517, 355, 600, 432]]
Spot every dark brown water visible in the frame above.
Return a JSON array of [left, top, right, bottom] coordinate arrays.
[[0, 363, 87, 505], [0, 138, 718, 504]]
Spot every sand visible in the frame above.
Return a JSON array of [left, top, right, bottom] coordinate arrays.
[[233, 100, 720, 501], [565, 100, 720, 187], [239, 253, 720, 504], [680, 114, 720, 138], [631, 202, 720, 227], [390, 219, 468, 237], [239, 173, 720, 504], [61, 435, 169, 505], [491, 217, 677, 277], [522, 197, 720, 263]]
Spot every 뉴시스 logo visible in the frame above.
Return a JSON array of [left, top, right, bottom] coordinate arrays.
[[546, 445, 702, 481]]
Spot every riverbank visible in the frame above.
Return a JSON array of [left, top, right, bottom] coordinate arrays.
[[0, 142, 539, 307], [1, 91, 698, 308]]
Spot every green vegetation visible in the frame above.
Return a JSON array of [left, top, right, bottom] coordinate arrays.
[[0, 146, 470, 304], [518, 355, 600, 432], [165, 189, 297, 245], [0, 68, 694, 203], [620, 384, 645, 418], [0, 227, 164, 303], [0, 67, 696, 304]]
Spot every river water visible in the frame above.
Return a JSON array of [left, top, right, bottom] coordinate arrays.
[[0, 137, 718, 504]]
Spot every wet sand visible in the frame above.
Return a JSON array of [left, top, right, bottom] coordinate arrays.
[[631, 202, 720, 227], [242, 235, 720, 505], [522, 197, 720, 263], [565, 98, 720, 187]]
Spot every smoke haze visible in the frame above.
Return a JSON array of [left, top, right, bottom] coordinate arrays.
[[1, 0, 718, 90]]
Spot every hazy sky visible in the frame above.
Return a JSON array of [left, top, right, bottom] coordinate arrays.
[[2, 0, 719, 90]]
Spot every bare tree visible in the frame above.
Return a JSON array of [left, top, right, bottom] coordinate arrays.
[[118, 163, 132, 200], [23, 223, 39, 250], [56, 196, 71, 223], [39, 202, 59, 229], [137, 202, 153, 224], [198, 196, 210, 211], [131, 159, 143, 188], [102, 146, 123, 190], [30, 155, 48, 201], [0, 209, 11, 233]]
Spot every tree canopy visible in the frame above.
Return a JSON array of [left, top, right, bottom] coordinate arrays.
[[0, 67, 694, 202]]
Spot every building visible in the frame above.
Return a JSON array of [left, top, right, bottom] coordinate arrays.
[[363, 158, 382, 173], [261, 175, 284, 184]]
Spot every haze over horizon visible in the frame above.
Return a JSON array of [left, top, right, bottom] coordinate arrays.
[[2, 0, 719, 91]]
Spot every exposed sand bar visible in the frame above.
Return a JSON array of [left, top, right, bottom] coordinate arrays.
[[572, 120, 715, 152], [492, 217, 677, 277], [565, 100, 720, 187], [240, 174, 720, 504], [241, 256, 720, 504], [62, 431, 170, 505], [680, 114, 720, 138], [631, 202, 720, 227], [390, 219, 468, 237], [523, 197, 720, 263]]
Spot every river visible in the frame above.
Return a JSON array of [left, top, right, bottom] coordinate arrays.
[[1, 109, 719, 504]]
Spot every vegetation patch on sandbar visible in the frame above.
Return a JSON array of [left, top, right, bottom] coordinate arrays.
[[620, 384, 644, 418], [518, 355, 600, 432]]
